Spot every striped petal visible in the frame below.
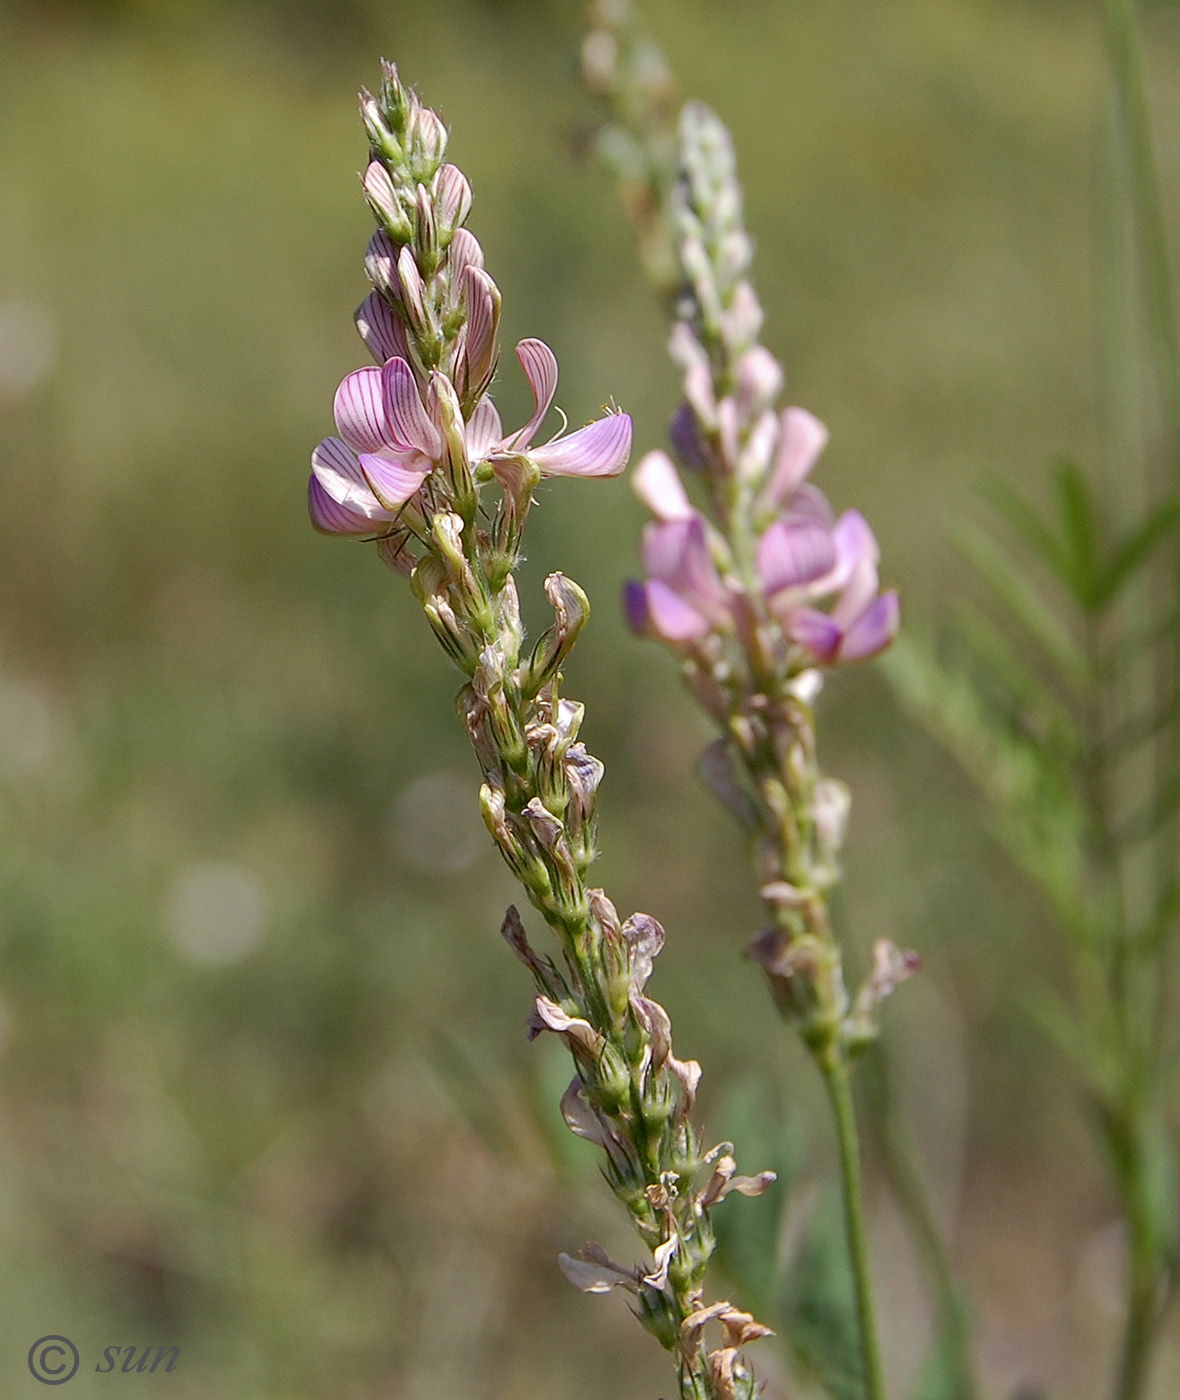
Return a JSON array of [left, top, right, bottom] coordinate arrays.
[[359, 452, 432, 510], [364, 229, 399, 298], [508, 338, 559, 450], [530, 412, 632, 479], [355, 291, 409, 365], [381, 356, 441, 457], [466, 396, 503, 462], [642, 516, 730, 626], [311, 436, 390, 518], [449, 227, 485, 283], [334, 367, 391, 453], [308, 476, 384, 535], [462, 266, 499, 393]]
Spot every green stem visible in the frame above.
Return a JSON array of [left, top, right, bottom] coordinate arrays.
[[821, 1051, 889, 1400], [863, 1045, 978, 1400], [1111, 1109, 1164, 1400]]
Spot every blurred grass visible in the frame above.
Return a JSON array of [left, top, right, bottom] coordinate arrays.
[[0, 0, 1177, 1396]]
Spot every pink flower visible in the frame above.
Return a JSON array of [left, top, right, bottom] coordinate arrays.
[[624, 515, 734, 642], [309, 336, 632, 536], [774, 511, 900, 663]]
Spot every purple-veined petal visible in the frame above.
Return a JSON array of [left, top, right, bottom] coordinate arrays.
[[530, 412, 632, 478], [311, 436, 389, 517], [309, 476, 384, 535], [362, 160, 400, 226], [508, 338, 559, 450], [785, 607, 843, 662], [462, 266, 499, 393], [382, 356, 442, 457], [434, 163, 472, 230], [838, 590, 899, 662], [623, 579, 651, 634], [466, 396, 503, 461], [449, 227, 485, 283], [766, 407, 829, 504], [757, 517, 838, 596], [359, 451, 432, 510], [634, 450, 694, 520], [364, 229, 399, 297], [644, 580, 712, 642], [355, 291, 409, 365], [397, 245, 427, 330], [334, 366, 392, 453]]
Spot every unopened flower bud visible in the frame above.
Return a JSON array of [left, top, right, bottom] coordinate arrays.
[[365, 230, 400, 298], [360, 89, 402, 164], [363, 161, 411, 241], [397, 244, 430, 337], [413, 183, 439, 275], [434, 164, 473, 237], [461, 265, 501, 399], [525, 573, 591, 693], [411, 104, 448, 166]]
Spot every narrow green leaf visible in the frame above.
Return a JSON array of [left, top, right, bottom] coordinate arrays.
[[954, 523, 1090, 688], [1055, 457, 1101, 606], [978, 476, 1069, 582], [1094, 496, 1180, 608], [950, 604, 1083, 766]]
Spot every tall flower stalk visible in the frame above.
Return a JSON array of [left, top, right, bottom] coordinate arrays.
[[310, 62, 777, 1400], [583, 9, 919, 1399]]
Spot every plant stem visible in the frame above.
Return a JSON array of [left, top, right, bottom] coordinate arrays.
[[821, 1050, 889, 1400]]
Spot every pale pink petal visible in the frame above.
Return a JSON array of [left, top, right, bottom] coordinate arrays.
[[508, 338, 559, 450], [334, 367, 392, 453], [634, 450, 694, 520], [832, 557, 880, 628], [757, 518, 837, 596], [449, 227, 485, 283], [785, 607, 842, 662], [308, 477, 384, 535], [838, 590, 899, 662], [833, 509, 880, 573], [642, 517, 729, 624], [434, 163, 472, 230], [311, 436, 389, 517], [382, 356, 442, 457], [364, 229, 399, 297], [359, 452, 432, 510], [355, 291, 409, 364], [466, 397, 503, 461], [362, 160, 399, 226], [767, 407, 829, 504], [644, 580, 711, 641], [462, 266, 499, 392], [397, 245, 427, 327], [530, 413, 632, 478]]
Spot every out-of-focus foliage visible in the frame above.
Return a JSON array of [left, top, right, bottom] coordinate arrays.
[[0, 1, 1178, 1397]]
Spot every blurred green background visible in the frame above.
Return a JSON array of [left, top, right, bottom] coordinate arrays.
[[0, 0, 1177, 1395]]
